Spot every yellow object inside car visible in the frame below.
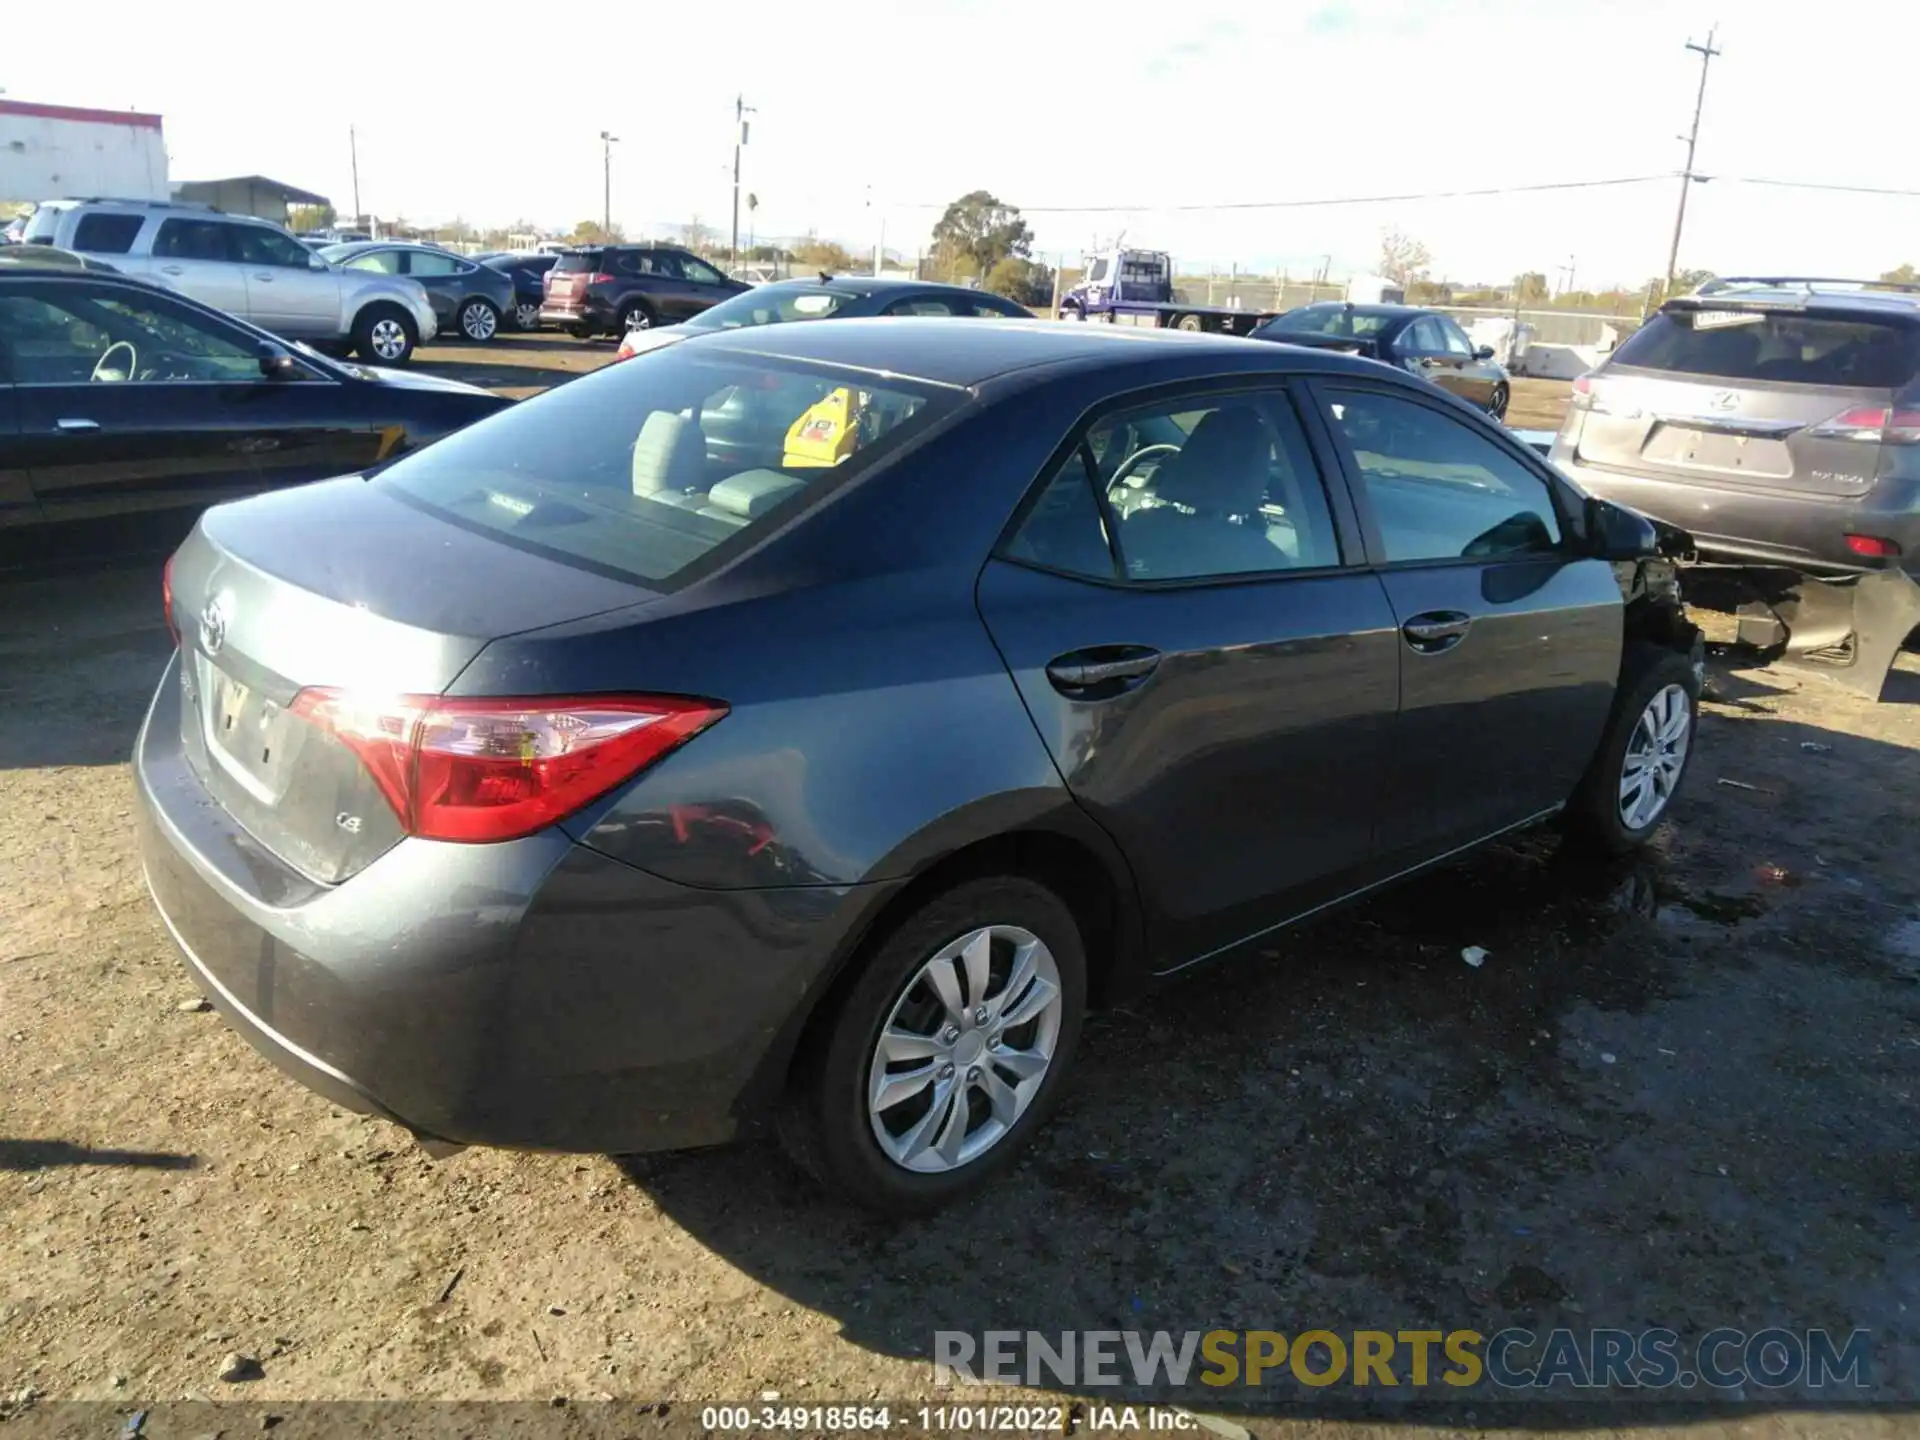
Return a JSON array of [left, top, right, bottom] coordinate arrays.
[[783, 387, 864, 468]]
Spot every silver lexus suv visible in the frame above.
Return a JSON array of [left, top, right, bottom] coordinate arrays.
[[1551, 278, 1920, 576], [21, 199, 438, 364]]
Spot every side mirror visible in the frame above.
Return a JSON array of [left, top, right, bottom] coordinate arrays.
[[1586, 497, 1658, 560], [257, 342, 298, 380], [309, 253, 329, 270], [1474, 344, 1496, 360]]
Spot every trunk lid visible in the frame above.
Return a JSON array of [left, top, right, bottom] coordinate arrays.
[[167, 475, 654, 884], [1572, 304, 1920, 498]]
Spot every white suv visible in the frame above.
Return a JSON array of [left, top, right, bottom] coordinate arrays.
[[22, 199, 439, 364]]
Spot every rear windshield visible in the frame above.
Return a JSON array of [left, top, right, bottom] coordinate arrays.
[[22, 206, 61, 244], [376, 349, 958, 588], [552, 251, 601, 273], [1261, 306, 1392, 339], [1613, 309, 1920, 389], [687, 285, 852, 331]]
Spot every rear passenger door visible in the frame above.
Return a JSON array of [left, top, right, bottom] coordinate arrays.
[[147, 219, 251, 318], [976, 382, 1401, 971], [1308, 382, 1620, 862]]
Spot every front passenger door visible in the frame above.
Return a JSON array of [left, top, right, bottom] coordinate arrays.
[[1311, 383, 1620, 863], [233, 226, 337, 337]]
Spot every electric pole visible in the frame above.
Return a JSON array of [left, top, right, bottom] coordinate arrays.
[[349, 126, 362, 229], [1664, 26, 1720, 297], [730, 95, 756, 267], [599, 131, 619, 236]]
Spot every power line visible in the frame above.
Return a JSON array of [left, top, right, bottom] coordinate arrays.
[[1719, 176, 1920, 199], [882, 174, 1672, 214]]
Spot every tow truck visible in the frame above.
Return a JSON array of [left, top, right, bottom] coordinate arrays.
[[1056, 248, 1281, 334]]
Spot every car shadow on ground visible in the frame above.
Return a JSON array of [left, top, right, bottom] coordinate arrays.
[[617, 682, 1920, 1420], [0, 1139, 198, 1172]]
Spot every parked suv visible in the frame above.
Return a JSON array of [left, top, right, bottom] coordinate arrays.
[[22, 199, 439, 364], [1551, 278, 1920, 576], [539, 244, 748, 337]]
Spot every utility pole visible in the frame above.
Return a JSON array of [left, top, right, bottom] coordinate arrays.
[[599, 131, 619, 236], [730, 95, 756, 268], [1664, 26, 1721, 297], [349, 126, 362, 229]]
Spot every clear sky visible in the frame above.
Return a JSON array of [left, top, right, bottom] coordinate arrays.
[[9, 0, 1920, 287]]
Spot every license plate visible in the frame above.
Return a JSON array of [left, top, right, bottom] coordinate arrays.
[[206, 666, 294, 801]]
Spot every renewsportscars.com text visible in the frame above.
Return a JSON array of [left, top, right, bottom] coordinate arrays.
[[933, 1327, 1874, 1392]]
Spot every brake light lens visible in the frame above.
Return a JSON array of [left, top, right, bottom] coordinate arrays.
[[587, 271, 614, 286], [1569, 373, 1595, 410], [1845, 534, 1903, 558], [161, 555, 179, 649], [1808, 406, 1920, 444], [288, 690, 727, 843]]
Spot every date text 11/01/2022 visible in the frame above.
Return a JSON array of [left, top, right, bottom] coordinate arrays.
[[699, 1406, 1191, 1432]]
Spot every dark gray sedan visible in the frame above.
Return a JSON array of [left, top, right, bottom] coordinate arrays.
[[320, 242, 516, 343], [1253, 302, 1512, 418], [136, 320, 1701, 1214]]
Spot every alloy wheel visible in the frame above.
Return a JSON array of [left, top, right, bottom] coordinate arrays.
[[624, 309, 652, 332], [866, 924, 1063, 1174], [515, 301, 540, 329], [1618, 683, 1691, 829], [462, 302, 498, 341], [369, 318, 408, 361]]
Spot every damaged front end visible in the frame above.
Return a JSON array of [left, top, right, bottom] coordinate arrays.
[[1614, 512, 1705, 679]]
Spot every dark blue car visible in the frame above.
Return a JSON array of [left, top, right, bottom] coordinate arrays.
[[478, 250, 560, 331], [136, 320, 1701, 1213]]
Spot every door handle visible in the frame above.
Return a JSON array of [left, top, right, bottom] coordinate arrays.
[[1045, 646, 1161, 694], [253, 272, 274, 282], [54, 417, 100, 434], [160, 265, 185, 276], [1401, 611, 1472, 653]]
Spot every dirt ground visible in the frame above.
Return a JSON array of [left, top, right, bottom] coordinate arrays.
[[2, 337, 1915, 1437]]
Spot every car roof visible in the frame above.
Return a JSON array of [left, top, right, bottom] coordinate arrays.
[[762, 275, 1005, 298], [686, 315, 1389, 387], [324, 240, 449, 254], [1286, 301, 1423, 319]]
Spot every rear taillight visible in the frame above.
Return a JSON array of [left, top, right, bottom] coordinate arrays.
[[587, 272, 613, 286], [1845, 534, 1903, 559], [1569, 373, 1594, 410], [1807, 406, 1920, 444], [288, 690, 727, 844], [161, 555, 179, 649]]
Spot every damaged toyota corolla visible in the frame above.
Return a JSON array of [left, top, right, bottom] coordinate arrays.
[[136, 319, 1702, 1214]]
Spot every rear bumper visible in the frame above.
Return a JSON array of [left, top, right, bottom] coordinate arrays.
[[538, 295, 612, 330], [1553, 451, 1920, 577], [134, 652, 890, 1153]]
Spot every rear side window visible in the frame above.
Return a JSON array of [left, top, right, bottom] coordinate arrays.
[[23, 207, 62, 244], [153, 219, 233, 262], [1325, 389, 1561, 564], [377, 351, 958, 588], [70, 213, 143, 255], [553, 251, 601, 273], [1614, 309, 1920, 389]]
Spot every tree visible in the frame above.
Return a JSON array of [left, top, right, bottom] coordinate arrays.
[[1406, 278, 1454, 306], [930, 191, 1032, 282], [984, 255, 1053, 307], [1514, 271, 1551, 305], [1378, 230, 1431, 287], [1880, 263, 1918, 285], [288, 203, 336, 233], [793, 237, 859, 275], [1640, 268, 1715, 310], [568, 219, 625, 244]]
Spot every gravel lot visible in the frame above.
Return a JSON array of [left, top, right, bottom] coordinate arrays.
[[2, 336, 1916, 1435]]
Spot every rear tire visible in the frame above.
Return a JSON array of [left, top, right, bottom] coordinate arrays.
[[618, 300, 656, 335], [567, 323, 593, 340], [1564, 644, 1700, 854], [351, 304, 417, 365], [778, 876, 1086, 1215], [1174, 313, 1204, 332], [1058, 305, 1084, 322], [458, 298, 500, 342], [513, 300, 541, 331]]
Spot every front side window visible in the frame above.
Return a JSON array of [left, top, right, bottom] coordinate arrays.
[[234, 227, 311, 269], [1399, 317, 1445, 354], [153, 219, 233, 262], [70, 213, 144, 255], [0, 281, 283, 385], [1087, 257, 1110, 283], [1325, 389, 1562, 563], [1438, 318, 1475, 356], [680, 255, 725, 285], [377, 350, 957, 588], [1005, 390, 1342, 583]]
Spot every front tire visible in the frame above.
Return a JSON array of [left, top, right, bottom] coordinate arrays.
[[1173, 313, 1205, 332], [351, 304, 417, 365], [1564, 644, 1700, 853], [779, 876, 1086, 1215], [459, 298, 501, 342], [1058, 305, 1084, 322], [1487, 381, 1510, 420], [618, 300, 655, 335]]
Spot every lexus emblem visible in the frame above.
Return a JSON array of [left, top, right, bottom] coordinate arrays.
[[199, 595, 230, 656], [1709, 389, 1741, 412]]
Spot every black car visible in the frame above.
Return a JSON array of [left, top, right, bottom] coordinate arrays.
[[138, 320, 1701, 1214], [1253, 303, 1512, 418], [478, 251, 559, 331], [540, 244, 749, 337], [0, 263, 509, 553]]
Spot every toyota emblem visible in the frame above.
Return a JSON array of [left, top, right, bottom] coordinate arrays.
[[1709, 389, 1741, 412], [199, 595, 230, 656]]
